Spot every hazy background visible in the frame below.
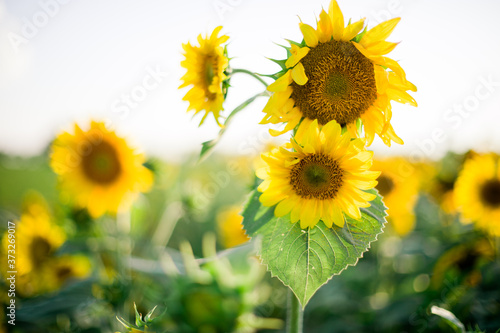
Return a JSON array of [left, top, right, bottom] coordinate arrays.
[[1, 0, 500, 162]]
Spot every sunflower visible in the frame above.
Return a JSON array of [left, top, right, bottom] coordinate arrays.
[[41, 255, 92, 292], [50, 121, 153, 218], [180, 26, 230, 126], [260, 0, 417, 146], [454, 153, 500, 237], [216, 206, 250, 248], [431, 239, 494, 288], [373, 158, 420, 236], [257, 119, 380, 229], [2, 198, 66, 277]]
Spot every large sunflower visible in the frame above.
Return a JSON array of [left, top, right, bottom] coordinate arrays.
[[180, 26, 230, 126], [257, 119, 380, 229], [261, 0, 417, 146], [373, 158, 420, 236], [50, 121, 153, 218], [454, 153, 500, 237]]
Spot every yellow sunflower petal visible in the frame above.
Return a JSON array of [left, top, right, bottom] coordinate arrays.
[[267, 70, 293, 92], [342, 18, 365, 41], [285, 45, 310, 68], [275, 198, 296, 217], [291, 62, 308, 85], [318, 9, 333, 43], [361, 17, 401, 47], [300, 23, 319, 48], [329, 0, 345, 40]]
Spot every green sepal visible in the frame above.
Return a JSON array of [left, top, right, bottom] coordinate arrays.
[[134, 303, 143, 327], [267, 57, 288, 71], [222, 45, 231, 100], [352, 26, 367, 43]]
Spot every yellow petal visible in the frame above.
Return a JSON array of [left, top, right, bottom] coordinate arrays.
[[374, 66, 389, 93], [269, 128, 288, 137], [291, 206, 301, 223], [361, 17, 401, 46], [285, 45, 310, 68], [342, 199, 362, 220], [318, 9, 333, 43], [382, 122, 404, 145], [259, 191, 284, 207], [267, 70, 293, 92], [352, 41, 373, 58], [329, 0, 344, 40], [300, 23, 318, 47], [330, 204, 345, 228], [300, 200, 319, 229], [275, 198, 295, 217], [386, 88, 417, 106], [291, 62, 308, 85], [342, 18, 365, 42], [379, 57, 407, 83], [365, 41, 399, 55]]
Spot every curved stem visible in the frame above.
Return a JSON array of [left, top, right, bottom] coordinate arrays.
[[287, 289, 303, 333], [199, 90, 270, 162], [231, 68, 269, 88]]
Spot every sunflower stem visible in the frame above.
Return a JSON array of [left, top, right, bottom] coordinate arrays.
[[287, 289, 303, 333], [230, 68, 269, 88], [199, 90, 270, 162]]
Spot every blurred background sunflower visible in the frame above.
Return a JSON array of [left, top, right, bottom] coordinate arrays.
[[1, 0, 500, 332]]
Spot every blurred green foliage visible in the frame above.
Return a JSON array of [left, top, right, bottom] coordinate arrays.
[[0, 151, 499, 332]]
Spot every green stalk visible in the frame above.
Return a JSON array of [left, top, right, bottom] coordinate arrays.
[[287, 289, 303, 333], [199, 90, 270, 161], [230, 68, 269, 88]]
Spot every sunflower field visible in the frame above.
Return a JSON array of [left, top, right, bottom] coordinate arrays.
[[1, 1, 500, 332]]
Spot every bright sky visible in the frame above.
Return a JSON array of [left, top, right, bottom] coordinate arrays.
[[1, 0, 500, 162]]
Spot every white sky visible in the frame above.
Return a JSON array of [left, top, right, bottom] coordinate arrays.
[[1, 0, 500, 162]]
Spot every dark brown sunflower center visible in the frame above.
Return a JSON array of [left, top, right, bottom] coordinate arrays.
[[376, 175, 395, 196], [291, 39, 377, 126], [82, 140, 121, 184], [56, 266, 73, 282], [480, 179, 500, 207], [290, 153, 344, 199], [30, 236, 52, 265]]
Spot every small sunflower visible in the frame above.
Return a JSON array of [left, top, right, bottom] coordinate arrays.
[[180, 26, 230, 126], [50, 121, 153, 218], [257, 119, 380, 229], [426, 152, 473, 215], [454, 153, 500, 237], [217, 206, 250, 248], [41, 255, 92, 292], [431, 239, 494, 288], [261, 0, 417, 146], [373, 158, 420, 236], [3, 199, 66, 277]]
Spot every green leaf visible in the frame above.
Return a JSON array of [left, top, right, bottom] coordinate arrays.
[[242, 189, 386, 307], [241, 190, 275, 236]]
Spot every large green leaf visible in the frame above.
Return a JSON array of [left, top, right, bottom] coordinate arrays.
[[242, 189, 387, 307]]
